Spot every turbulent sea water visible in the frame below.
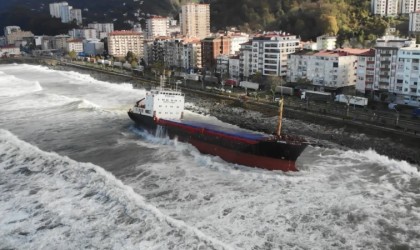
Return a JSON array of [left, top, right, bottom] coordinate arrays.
[[0, 64, 419, 249]]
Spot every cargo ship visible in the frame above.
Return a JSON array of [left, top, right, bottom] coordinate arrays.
[[128, 78, 308, 171]]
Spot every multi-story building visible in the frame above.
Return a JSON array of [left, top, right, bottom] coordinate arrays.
[[229, 55, 240, 80], [144, 38, 167, 66], [180, 3, 210, 39], [83, 39, 104, 56], [182, 39, 202, 70], [373, 36, 415, 93], [316, 35, 337, 50], [66, 39, 83, 53], [52, 35, 70, 50], [6, 30, 34, 45], [229, 33, 250, 55], [69, 29, 97, 39], [356, 49, 376, 94], [146, 16, 168, 39], [239, 41, 253, 79], [215, 54, 229, 77], [251, 32, 300, 76], [288, 48, 368, 90], [394, 45, 420, 106], [409, 11, 420, 33], [201, 36, 231, 71], [88, 23, 114, 39], [70, 9, 83, 25], [49, 2, 68, 18], [400, 0, 420, 14], [371, 0, 399, 16], [60, 5, 72, 23], [3, 26, 21, 36], [108, 31, 144, 58]]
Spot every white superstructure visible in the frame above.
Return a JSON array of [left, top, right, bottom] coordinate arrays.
[[131, 77, 185, 120]]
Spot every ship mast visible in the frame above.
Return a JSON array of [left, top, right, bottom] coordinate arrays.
[[275, 97, 284, 137]]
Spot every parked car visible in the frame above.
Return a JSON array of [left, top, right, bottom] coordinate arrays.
[[412, 108, 420, 118]]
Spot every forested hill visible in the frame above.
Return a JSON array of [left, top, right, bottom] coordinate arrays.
[[1, 0, 404, 42]]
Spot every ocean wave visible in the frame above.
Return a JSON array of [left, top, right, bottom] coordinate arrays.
[[0, 129, 232, 249]]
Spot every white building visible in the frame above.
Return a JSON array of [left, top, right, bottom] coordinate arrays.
[[180, 3, 210, 39], [400, 0, 420, 14], [288, 49, 368, 89], [409, 11, 420, 33], [69, 28, 97, 39], [66, 39, 83, 53], [146, 16, 168, 39], [371, 0, 399, 16], [394, 45, 420, 106], [108, 31, 144, 58], [60, 5, 72, 23], [316, 35, 337, 50], [229, 33, 250, 55], [374, 36, 415, 93], [250, 32, 300, 76], [49, 2, 68, 18], [88, 23, 114, 39]]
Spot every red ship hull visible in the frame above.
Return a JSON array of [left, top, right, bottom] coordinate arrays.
[[189, 139, 297, 171]]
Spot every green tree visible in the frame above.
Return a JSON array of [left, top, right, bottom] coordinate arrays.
[[68, 50, 77, 61]]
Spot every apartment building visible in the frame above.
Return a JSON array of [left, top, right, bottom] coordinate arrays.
[[143, 38, 166, 65], [108, 31, 144, 58], [201, 36, 231, 70], [229, 56, 240, 80], [239, 41, 253, 79], [146, 16, 168, 39], [394, 45, 420, 106], [356, 49, 376, 94], [251, 32, 300, 76], [52, 35, 70, 50], [83, 39, 104, 56], [66, 39, 83, 53], [49, 2, 68, 18], [374, 36, 415, 93], [180, 3, 210, 39], [229, 33, 250, 55], [400, 0, 420, 14], [288, 49, 368, 89], [70, 9, 83, 25], [5, 30, 34, 45], [69, 28, 97, 39], [371, 0, 399, 16], [409, 11, 420, 33], [316, 35, 337, 50], [88, 23, 114, 39], [215, 54, 229, 77]]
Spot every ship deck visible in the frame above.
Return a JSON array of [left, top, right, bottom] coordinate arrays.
[[160, 118, 271, 142]]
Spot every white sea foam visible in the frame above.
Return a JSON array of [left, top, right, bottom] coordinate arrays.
[[0, 129, 232, 249]]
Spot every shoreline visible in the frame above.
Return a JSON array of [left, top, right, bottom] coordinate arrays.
[[2, 59, 420, 167]]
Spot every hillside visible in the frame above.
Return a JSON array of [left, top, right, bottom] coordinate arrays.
[[0, 0, 404, 42]]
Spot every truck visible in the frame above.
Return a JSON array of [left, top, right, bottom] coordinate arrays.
[[334, 94, 368, 107], [185, 73, 200, 81], [223, 79, 239, 87], [300, 90, 331, 102], [239, 81, 259, 90], [275, 86, 294, 96]]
